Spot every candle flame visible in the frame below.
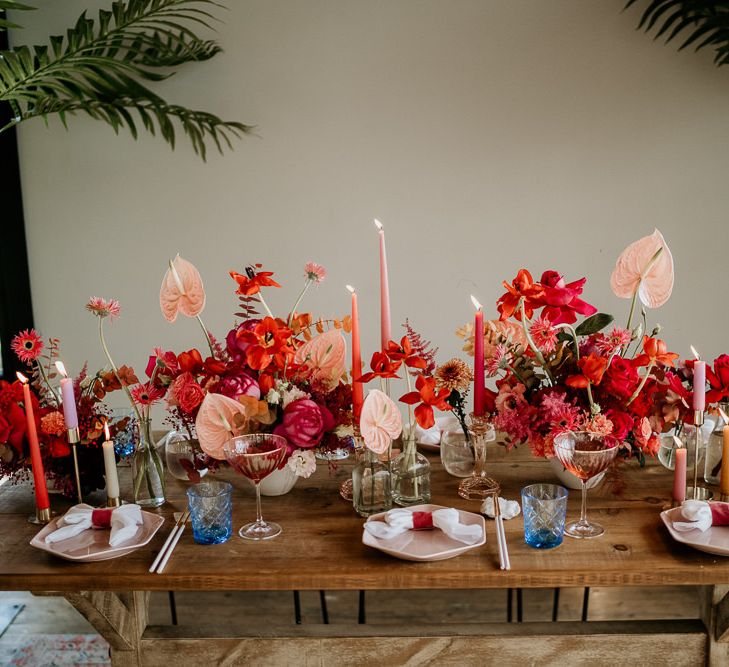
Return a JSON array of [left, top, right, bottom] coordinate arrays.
[[54, 360, 68, 378], [104, 420, 111, 441], [690, 345, 701, 360], [373, 218, 383, 231], [672, 435, 684, 449], [346, 284, 355, 293], [470, 294, 482, 311], [720, 407, 729, 424], [16, 372, 28, 384]]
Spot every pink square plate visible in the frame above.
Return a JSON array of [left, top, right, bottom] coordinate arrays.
[[362, 503, 486, 561], [30, 504, 165, 562], [660, 507, 729, 557]]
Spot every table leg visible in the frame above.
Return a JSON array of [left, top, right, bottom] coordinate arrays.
[[700, 585, 729, 667], [63, 591, 149, 666]]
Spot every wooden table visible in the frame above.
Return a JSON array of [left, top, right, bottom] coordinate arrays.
[[1, 447, 728, 666]]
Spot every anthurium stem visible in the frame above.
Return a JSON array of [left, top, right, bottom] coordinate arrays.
[[196, 315, 215, 357]]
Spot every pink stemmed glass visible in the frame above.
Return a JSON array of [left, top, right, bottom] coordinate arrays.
[[553, 431, 619, 539], [223, 434, 288, 541]]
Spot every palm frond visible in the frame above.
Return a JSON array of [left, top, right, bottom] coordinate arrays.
[[625, 1, 729, 67], [0, 1, 35, 32], [0, 0, 251, 159]]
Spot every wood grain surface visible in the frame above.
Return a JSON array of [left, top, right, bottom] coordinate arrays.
[[2, 447, 727, 592]]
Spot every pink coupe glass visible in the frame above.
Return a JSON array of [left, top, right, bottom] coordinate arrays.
[[223, 434, 288, 540], [553, 431, 619, 539]]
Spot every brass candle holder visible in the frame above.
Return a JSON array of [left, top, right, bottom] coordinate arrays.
[[67, 426, 83, 504], [458, 413, 500, 500], [687, 410, 713, 501]]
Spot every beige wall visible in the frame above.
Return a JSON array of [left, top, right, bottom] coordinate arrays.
[[11, 0, 729, 398]]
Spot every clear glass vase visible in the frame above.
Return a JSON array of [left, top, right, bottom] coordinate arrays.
[[705, 403, 729, 485], [352, 447, 392, 517], [131, 418, 165, 508], [392, 435, 431, 506]]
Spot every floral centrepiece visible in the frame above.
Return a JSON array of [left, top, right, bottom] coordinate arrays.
[[457, 230, 687, 464], [153, 259, 352, 482]]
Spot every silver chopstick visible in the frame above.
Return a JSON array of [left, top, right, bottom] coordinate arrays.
[[155, 510, 190, 574], [149, 511, 188, 574]]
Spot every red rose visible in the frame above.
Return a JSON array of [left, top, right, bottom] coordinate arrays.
[[4, 402, 28, 453], [602, 357, 640, 400], [171, 373, 205, 414], [604, 409, 633, 441], [273, 399, 335, 449], [48, 436, 71, 458]]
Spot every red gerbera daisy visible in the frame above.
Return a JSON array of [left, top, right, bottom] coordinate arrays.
[[130, 382, 165, 406], [11, 329, 44, 363]]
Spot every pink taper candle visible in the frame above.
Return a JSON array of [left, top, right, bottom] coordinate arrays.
[[693, 360, 706, 412], [57, 364, 78, 430], [673, 440, 686, 503], [16, 373, 50, 512], [374, 219, 391, 350], [471, 295, 485, 416], [347, 285, 364, 423]]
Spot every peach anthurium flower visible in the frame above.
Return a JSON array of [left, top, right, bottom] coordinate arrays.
[[160, 254, 206, 322], [195, 393, 248, 460], [359, 389, 403, 454], [610, 229, 674, 309], [294, 328, 346, 390]]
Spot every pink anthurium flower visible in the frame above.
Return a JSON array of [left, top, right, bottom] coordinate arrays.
[[195, 393, 248, 460], [611, 229, 674, 309], [294, 328, 346, 391], [359, 389, 402, 454], [160, 254, 206, 322]]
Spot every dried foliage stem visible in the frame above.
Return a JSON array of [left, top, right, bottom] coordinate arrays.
[[98, 316, 144, 425]]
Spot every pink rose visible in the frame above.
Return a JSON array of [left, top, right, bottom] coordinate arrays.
[[171, 372, 205, 414], [633, 417, 652, 445], [274, 399, 335, 449], [216, 374, 260, 400]]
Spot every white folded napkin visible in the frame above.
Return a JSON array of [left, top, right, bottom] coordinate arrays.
[[672, 500, 729, 533], [364, 508, 483, 545], [45, 504, 143, 546], [414, 423, 440, 445], [481, 496, 521, 520]]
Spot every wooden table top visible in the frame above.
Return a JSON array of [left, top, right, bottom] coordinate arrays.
[[0, 446, 727, 592]]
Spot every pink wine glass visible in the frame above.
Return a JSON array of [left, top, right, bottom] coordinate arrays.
[[553, 431, 619, 539], [223, 434, 288, 540]]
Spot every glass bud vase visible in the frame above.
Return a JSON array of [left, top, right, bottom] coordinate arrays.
[[705, 403, 729, 485], [131, 418, 165, 508], [392, 435, 431, 506], [352, 447, 392, 517]]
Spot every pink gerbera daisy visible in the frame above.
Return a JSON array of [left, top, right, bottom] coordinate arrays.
[[594, 327, 632, 355], [11, 329, 44, 363], [86, 297, 121, 319], [130, 382, 165, 406], [529, 315, 558, 354], [304, 262, 326, 284], [485, 343, 509, 377]]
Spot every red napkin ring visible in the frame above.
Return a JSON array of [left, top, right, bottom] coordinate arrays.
[[411, 511, 434, 530], [710, 502, 729, 526], [91, 508, 113, 529]]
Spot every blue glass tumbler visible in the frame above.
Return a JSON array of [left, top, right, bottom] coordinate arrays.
[[521, 483, 568, 549], [187, 481, 233, 545]]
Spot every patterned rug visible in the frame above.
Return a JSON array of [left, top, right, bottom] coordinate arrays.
[[1, 634, 110, 666]]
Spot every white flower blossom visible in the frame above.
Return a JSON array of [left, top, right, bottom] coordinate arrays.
[[265, 388, 281, 405], [281, 384, 308, 409], [287, 449, 317, 478]]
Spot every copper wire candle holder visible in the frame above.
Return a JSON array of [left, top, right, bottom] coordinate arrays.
[[458, 413, 500, 500]]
